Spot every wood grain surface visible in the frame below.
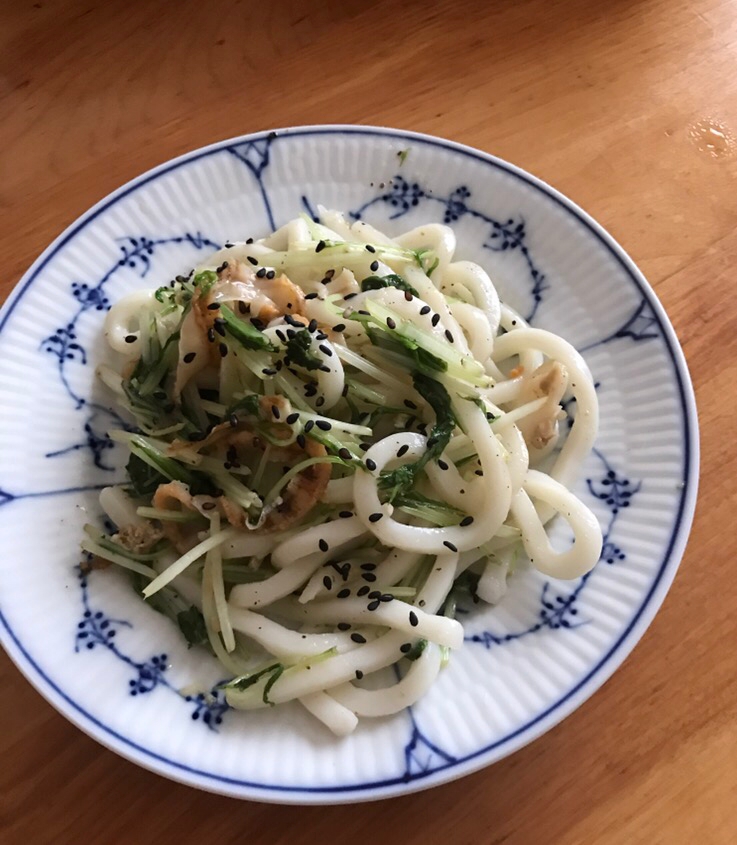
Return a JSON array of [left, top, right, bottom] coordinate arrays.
[[1, 0, 734, 842]]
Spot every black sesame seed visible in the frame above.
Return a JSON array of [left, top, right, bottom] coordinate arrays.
[[380, 593, 393, 603], [361, 562, 376, 571], [207, 302, 221, 311], [266, 270, 275, 279], [271, 405, 280, 419], [224, 242, 234, 248], [400, 643, 412, 654], [250, 317, 265, 330], [409, 611, 418, 627], [262, 367, 277, 376], [318, 539, 329, 552], [296, 434, 306, 448], [308, 318, 318, 333], [438, 459, 449, 470], [362, 572, 377, 582], [304, 383, 317, 397], [183, 352, 197, 363], [217, 261, 229, 273], [319, 365, 331, 373], [305, 292, 318, 300], [124, 334, 137, 344], [404, 290, 413, 302], [370, 260, 379, 272], [445, 329, 454, 343], [315, 420, 332, 431], [315, 240, 326, 252], [365, 458, 377, 472], [318, 344, 332, 357], [443, 540, 458, 552], [229, 413, 239, 428], [368, 590, 382, 599], [201, 501, 217, 511], [431, 313, 441, 327], [325, 269, 335, 280], [246, 237, 254, 244], [315, 396, 325, 407], [338, 447, 352, 461], [256, 267, 267, 279], [343, 292, 357, 300], [238, 301, 248, 314], [367, 600, 380, 611], [419, 305, 431, 316], [218, 342, 228, 357], [316, 331, 328, 340], [386, 317, 396, 330], [365, 244, 376, 253], [351, 633, 367, 644], [285, 412, 299, 425], [368, 512, 382, 523], [337, 622, 351, 631], [247, 255, 258, 265], [358, 309, 370, 316], [396, 444, 410, 458], [322, 576, 332, 590], [332, 323, 346, 333], [357, 586, 370, 597], [337, 588, 351, 599], [460, 516, 474, 527], [475, 469, 484, 476], [304, 420, 314, 433], [359, 442, 371, 452], [355, 670, 364, 680], [404, 399, 417, 410], [339, 510, 353, 519], [214, 319, 226, 337]]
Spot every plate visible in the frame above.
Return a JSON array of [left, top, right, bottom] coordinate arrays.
[[0, 126, 698, 803]]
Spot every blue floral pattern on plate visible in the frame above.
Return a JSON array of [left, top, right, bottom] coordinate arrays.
[[0, 127, 695, 801]]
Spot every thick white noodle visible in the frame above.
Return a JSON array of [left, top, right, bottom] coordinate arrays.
[[228, 606, 354, 657], [492, 328, 598, 491], [512, 469, 603, 579], [299, 691, 359, 736]]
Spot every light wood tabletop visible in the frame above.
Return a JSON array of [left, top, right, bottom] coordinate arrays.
[[1, 0, 734, 842]]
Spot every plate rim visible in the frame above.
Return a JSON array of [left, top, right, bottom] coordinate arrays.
[[0, 124, 700, 803]]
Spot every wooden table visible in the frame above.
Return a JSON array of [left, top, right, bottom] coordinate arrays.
[[1, 0, 734, 842]]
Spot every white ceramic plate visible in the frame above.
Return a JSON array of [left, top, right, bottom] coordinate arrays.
[[0, 126, 698, 803]]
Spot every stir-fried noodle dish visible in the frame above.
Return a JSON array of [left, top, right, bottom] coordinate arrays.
[[86, 209, 602, 736]]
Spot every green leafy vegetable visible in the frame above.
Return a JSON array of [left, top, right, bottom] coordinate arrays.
[[379, 373, 456, 501], [193, 270, 218, 296], [405, 638, 427, 661], [285, 329, 322, 370], [364, 325, 447, 375], [360, 273, 419, 296], [126, 453, 168, 498], [225, 662, 285, 705], [226, 393, 261, 419], [177, 605, 208, 648], [219, 304, 274, 351], [394, 491, 465, 526]]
